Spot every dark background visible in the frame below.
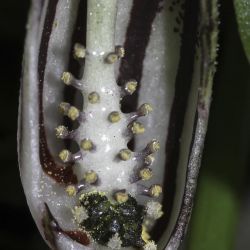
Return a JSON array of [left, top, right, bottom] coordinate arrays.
[[0, 1, 249, 250]]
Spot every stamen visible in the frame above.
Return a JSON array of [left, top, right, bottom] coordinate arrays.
[[59, 149, 72, 163], [59, 102, 71, 115], [130, 167, 153, 183], [105, 52, 118, 64], [115, 45, 125, 58], [88, 92, 100, 104], [61, 72, 82, 89], [58, 149, 81, 163], [140, 184, 162, 198], [73, 43, 86, 60], [129, 121, 145, 134], [149, 185, 162, 198], [61, 72, 73, 85], [146, 140, 160, 154], [83, 170, 98, 184], [118, 149, 132, 161], [68, 106, 80, 121], [124, 80, 138, 95], [65, 185, 77, 197], [144, 155, 155, 166], [55, 125, 70, 139], [139, 168, 153, 181], [80, 138, 94, 151], [108, 111, 121, 123], [59, 102, 81, 121], [114, 190, 129, 203], [137, 103, 153, 116]]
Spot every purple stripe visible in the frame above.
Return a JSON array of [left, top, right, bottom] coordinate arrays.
[[38, 0, 77, 185]]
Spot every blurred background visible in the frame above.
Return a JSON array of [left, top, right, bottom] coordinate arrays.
[[0, 0, 249, 249]]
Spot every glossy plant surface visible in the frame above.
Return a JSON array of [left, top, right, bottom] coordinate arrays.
[[18, 0, 218, 249]]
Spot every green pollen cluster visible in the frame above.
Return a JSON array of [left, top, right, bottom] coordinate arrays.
[[80, 193, 146, 247]]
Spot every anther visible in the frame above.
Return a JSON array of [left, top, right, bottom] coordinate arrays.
[[108, 111, 121, 123], [59, 149, 72, 163], [140, 184, 162, 198], [59, 102, 70, 115], [144, 154, 155, 166], [114, 190, 129, 203], [118, 149, 132, 161], [73, 43, 86, 60], [83, 170, 98, 184], [55, 125, 69, 139], [68, 106, 80, 121], [65, 185, 77, 197], [61, 72, 82, 89], [129, 121, 145, 134], [146, 140, 160, 154], [124, 80, 138, 95], [149, 185, 162, 198], [59, 149, 82, 163], [80, 138, 94, 151], [88, 92, 100, 104], [61, 72, 73, 85], [115, 45, 125, 58], [138, 103, 153, 116], [139, 168, 153, 181], [105, 52, 118, 64]]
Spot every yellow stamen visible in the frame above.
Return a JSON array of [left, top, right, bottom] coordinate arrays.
[[138, 103, 153, 116], [67, 106, 80, 121], [114, 191, 129, 203], [115, 45, 125, 58], [55, 125, 68, 138], [147, 140, 160, 153], [105, 52, 118, 64], [88, 92, 100, 104], [74, 43, 86, 59], [125, 80, 138, 95], [65, 185, 77, 196], [108, 111, 121, 123], [144, 155, 155, 166], [80, 139, 94, 151], [130, 121, 145, 134], [139, 168, 153, 181], [59, 102, 70, 115], [83, 170, 98, 184], [59, 149, 71, 163], [118, 149, 132, 161], [149, 185, 162, 198], [61, 72, 72, 85]]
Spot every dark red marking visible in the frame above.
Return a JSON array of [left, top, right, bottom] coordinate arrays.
[[43, 203, 90, 247], [38, 0, 77, 185], [63, 231, 90, 246]]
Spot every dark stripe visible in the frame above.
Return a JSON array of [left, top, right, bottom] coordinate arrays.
[[152, 0, 200, 241], [118, 0, 163, 113], [67, 0, 87, 78], [63, 0, 87, 135], [38, 0, 77, 185]]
